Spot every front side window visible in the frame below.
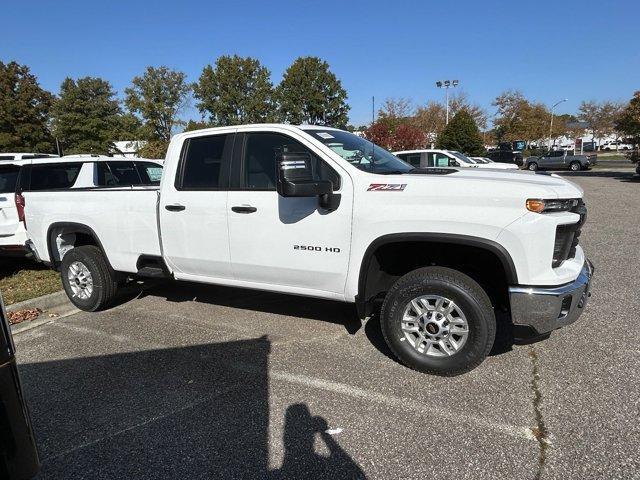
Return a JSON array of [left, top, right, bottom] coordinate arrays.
[[29, 163, 83, 190], [0, 165, 20, 193], [96, 162, 141, 186], [241, 133, 340, 190], [303, 128, 413, 175], [178, 134, 228, 189]]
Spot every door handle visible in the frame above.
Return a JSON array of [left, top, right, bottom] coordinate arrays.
[[165, 204, 186, 212], [231, 205, 257, 214]]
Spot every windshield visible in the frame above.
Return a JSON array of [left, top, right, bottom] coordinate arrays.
[[0, 166, 20, 194], [450, 151, 477, 164], [303, 128, 414, 174]]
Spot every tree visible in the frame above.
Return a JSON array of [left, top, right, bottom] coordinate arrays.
[[615, 91, 640, 147], [436, 109, 485, 155], [413, 101, 447, 145], [275, 57, 349, 127], [125, 66, 191, 143], [183, 119, 212, 132], [364, 117, 426, 151], [52, 77, 125, 154], [0, 61, 54, 152], [492, 90, 549, 144], [194, 55, 275, 126], [448, 92, 488, 130], [378, 97, 414, 120], [578, 100, 624, 144]]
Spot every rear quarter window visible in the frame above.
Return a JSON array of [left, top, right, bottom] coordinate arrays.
[[0, 165, 20, 193], [28, 163, 83, 191]]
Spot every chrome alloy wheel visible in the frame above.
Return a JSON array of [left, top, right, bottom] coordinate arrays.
[[67, 261, 94, 300], [401, 295, 469, 357]]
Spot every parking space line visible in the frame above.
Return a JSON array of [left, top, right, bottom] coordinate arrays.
[[234, 362, 533, 441]]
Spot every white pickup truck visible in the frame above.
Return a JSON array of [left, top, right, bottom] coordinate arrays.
[[21, 125, 594, 375]]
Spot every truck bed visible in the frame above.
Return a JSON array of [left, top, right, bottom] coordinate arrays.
[[24, 187, 161, 273]]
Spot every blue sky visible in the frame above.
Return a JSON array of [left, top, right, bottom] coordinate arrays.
[[3, 0, 639, 127]]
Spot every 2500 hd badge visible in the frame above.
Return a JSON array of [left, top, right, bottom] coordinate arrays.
[[294, 245, 341, 253]]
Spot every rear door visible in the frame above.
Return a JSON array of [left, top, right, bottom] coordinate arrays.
[[0, 165, 21, 237], [159, 132, 233, 279]]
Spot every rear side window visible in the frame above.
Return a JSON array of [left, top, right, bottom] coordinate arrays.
[[29, 163, 82, 191], [95, 161, 163, 187], [178, 134, 228, 189], [0, 165, 20, 193], [0, 155, 15, 161]]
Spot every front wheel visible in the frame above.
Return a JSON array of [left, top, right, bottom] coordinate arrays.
[[528, 162, 538, 171], [380, 267, 496, 376], [60, 245, 119, 311], [569, 161, 581, 171]]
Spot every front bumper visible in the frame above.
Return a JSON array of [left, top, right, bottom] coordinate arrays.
[[509, 259, 594, 335]]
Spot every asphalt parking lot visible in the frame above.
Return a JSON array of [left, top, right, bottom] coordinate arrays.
[[13, 168, 640, 480]]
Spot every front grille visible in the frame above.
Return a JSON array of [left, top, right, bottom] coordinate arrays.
[[552, 200, 586, 268]]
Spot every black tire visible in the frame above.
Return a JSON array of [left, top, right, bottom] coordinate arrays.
[[380, 267, 496, 376], [528, 162, 538, 171], [60, 245, 118, 311], [569, 161, 581, 171]]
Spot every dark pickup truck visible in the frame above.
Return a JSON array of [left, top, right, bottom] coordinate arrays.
[[524, 150, 597, 171]]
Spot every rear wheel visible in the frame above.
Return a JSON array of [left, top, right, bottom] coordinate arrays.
[[380, 267, 496, 376], [569, 161, 581, 171], [60, 245, 118, 311], [528, 162, 538, 171]]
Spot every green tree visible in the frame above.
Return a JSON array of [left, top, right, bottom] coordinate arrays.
[[0, 61, 54, 152], [183, 119, 212, 132], [194, 55, 274, 126], [615, 91, 640, 147], [275, 57, 349, 127], [52, 77, 124, 154], [492, 90, 549, 144], [125, 66, 191, 143], [436, 109, 485, 155]]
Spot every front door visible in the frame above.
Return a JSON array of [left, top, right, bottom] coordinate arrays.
[[159, 132, 233, 279], [227, 131, 352, 296]]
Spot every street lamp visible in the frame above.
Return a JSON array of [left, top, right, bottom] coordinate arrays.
[[436, 79, 459, 124], [548, 98, 567, 149]]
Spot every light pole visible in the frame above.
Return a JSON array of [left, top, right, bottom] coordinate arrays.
[[436, 79, 459, 124], [548, 98, 567, 149]]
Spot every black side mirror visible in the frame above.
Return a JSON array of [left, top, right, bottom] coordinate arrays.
[[276, 152, 333, 198]]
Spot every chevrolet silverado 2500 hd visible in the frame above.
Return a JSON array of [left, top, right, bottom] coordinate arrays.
[[21, 125, 594, 375]]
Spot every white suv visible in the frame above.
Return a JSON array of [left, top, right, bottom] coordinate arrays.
[[0, 156, 162, 256], [394, 149, 519, 170]]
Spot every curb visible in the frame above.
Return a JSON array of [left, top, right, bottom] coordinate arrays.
[[8, 291, 79, 334]]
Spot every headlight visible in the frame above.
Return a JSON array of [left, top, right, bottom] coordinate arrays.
[[526, 198, 579, 213]]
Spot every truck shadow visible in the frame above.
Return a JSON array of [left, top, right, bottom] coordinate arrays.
[[19, 337, 367, 479], [115, 279, 363, 334]]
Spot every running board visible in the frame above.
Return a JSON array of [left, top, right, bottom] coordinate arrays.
[[136, 266, 168, 279]]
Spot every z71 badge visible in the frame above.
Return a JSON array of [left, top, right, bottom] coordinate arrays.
[[367, 183, 407, 191]]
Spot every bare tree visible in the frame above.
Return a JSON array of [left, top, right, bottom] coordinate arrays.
[[578, 100, 625, 144]]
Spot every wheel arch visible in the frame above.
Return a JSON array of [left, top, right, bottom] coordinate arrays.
[[355, 233, 518, 318], [46, 222, 113, 271]]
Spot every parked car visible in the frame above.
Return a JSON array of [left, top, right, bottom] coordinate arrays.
[[22, 125, 593, 376], [0, 293, 40, 479], [470, 157, 519, 169], [486, 149, 524, 166], [524, 150, 597, 171], [600, 141, 632, 151], [394, 149, 518, 170], [0, 156, 162, 256]]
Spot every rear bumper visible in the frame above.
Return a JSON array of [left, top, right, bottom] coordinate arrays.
[[508, 259, 594, 335]]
